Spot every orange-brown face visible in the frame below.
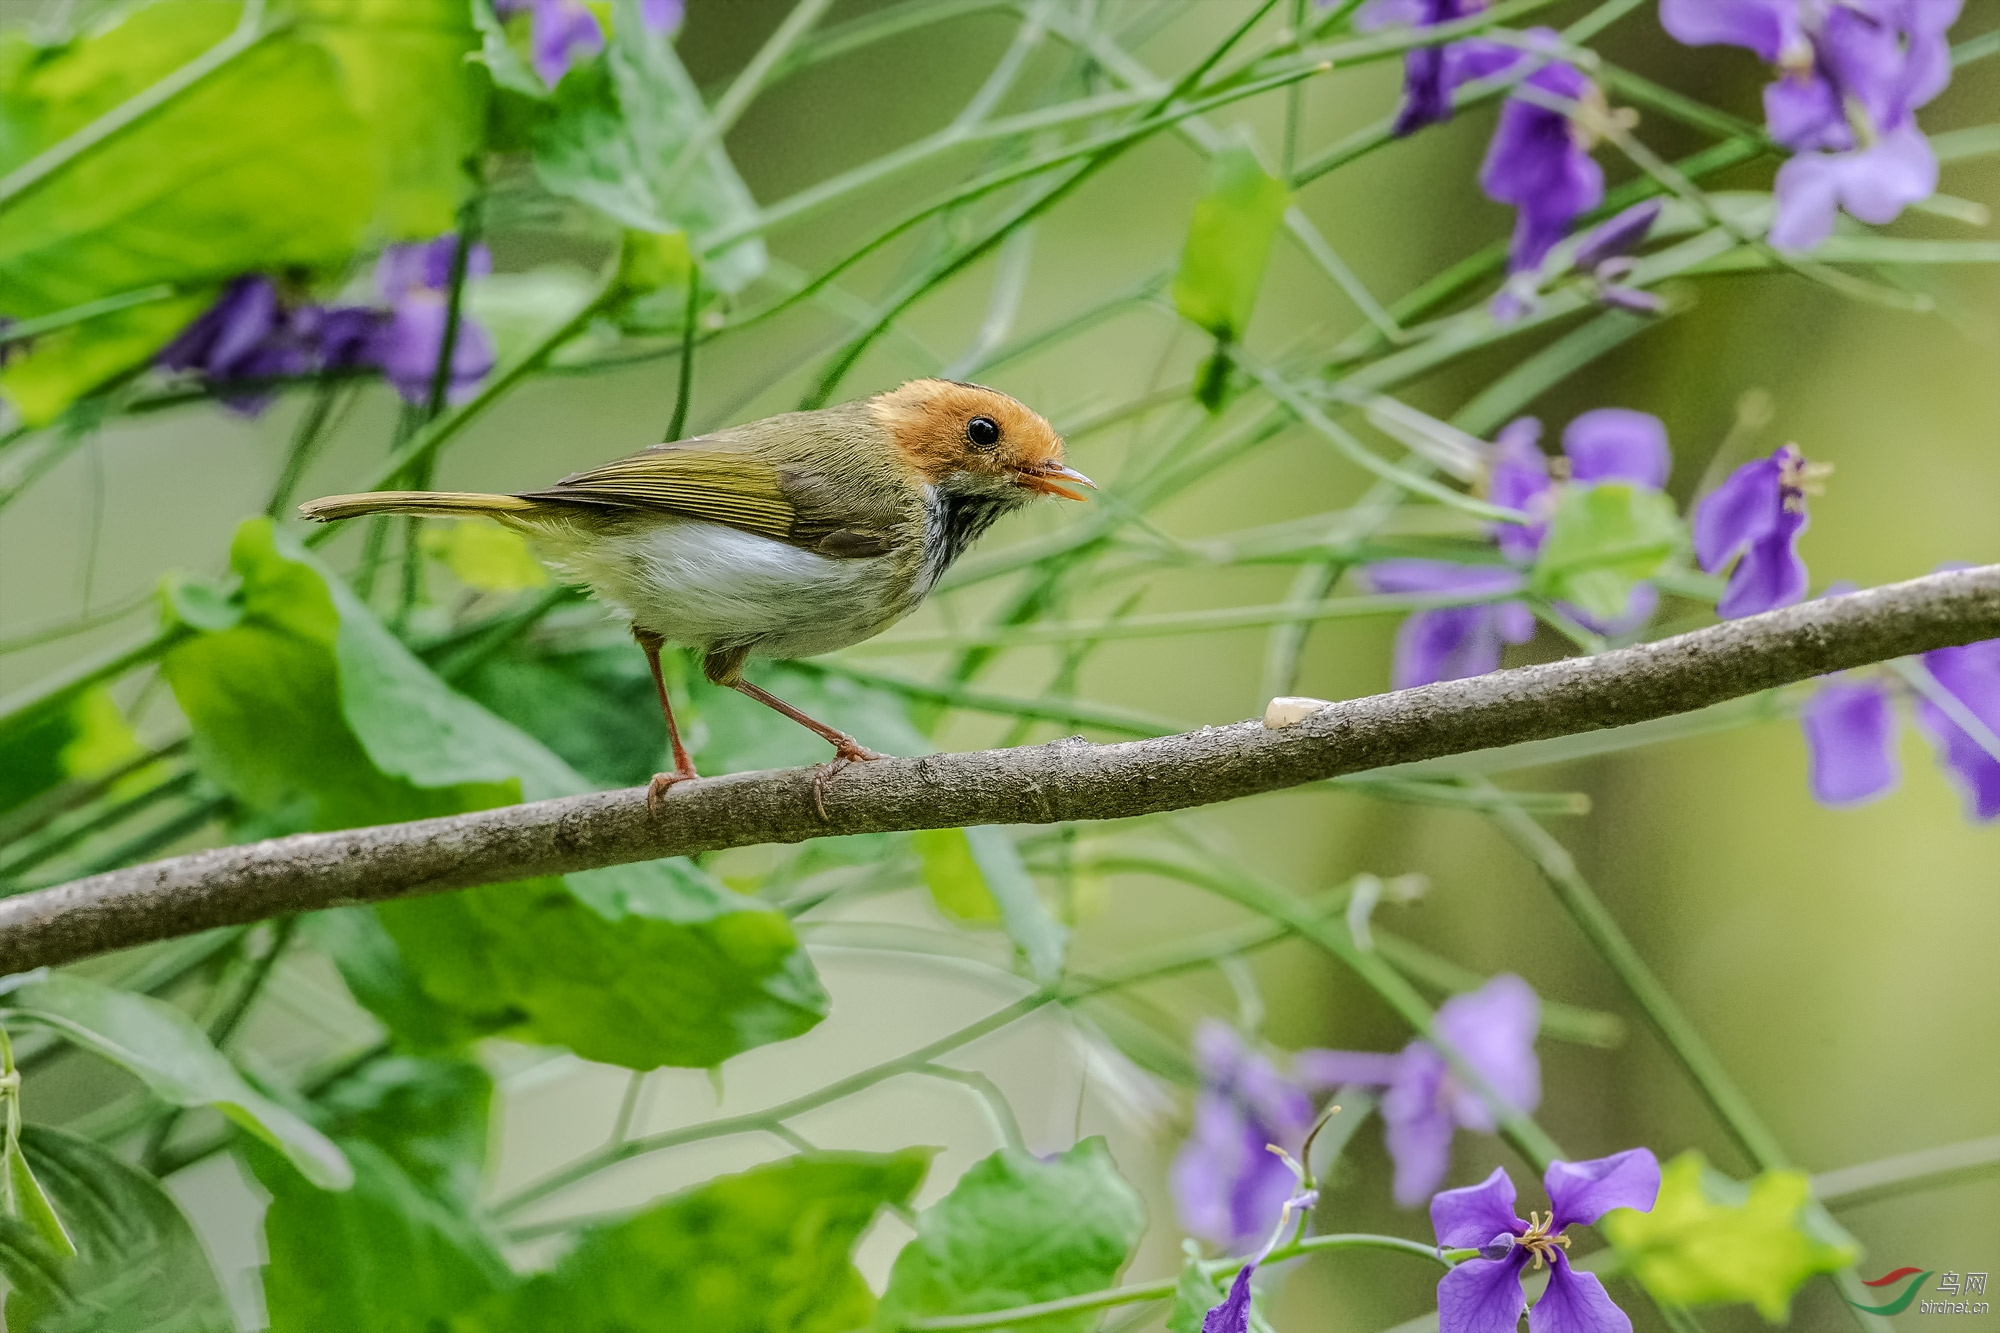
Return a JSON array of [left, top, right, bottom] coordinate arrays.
[[870, 379, 1093, 501]]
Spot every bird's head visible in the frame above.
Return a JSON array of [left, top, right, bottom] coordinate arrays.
[[870, 379, 1093, 504]]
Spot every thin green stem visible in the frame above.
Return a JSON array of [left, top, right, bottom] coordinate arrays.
[[1479, 793, 1792, 1170], [904, 1233, 1449, 1330], [654, 0, 837, 207], [665, 264, 701, 443]]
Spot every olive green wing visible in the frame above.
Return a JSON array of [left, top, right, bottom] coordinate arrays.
[[519, 441, 905, 558]]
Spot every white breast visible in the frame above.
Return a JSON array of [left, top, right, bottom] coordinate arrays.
[[523, 514, 914, 660]]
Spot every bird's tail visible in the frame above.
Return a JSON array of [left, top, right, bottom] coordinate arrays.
[[298, 491, 538, 523]]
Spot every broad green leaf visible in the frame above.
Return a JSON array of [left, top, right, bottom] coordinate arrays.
[[294, 0, 485, 237], [454, 637, 664, 789], [455, 1150, 932, 1333], [1528, 482, 1683, 623], [0, 293, 212, 428], [1166, 1252, 1227, 1333], [877, 1139, 1147, 1333], [314, 1054, 491, 1207], [249, 1137, 509, 1333], [1602, 1151, 1858, 1321], [532, 0, 767, 292], [301, 907, 496, 1053], [420, 519, 550, 592], [4, 1145, 74, 1261], [915, 828, 1068, 984], [0, 970, 351, 1188], [468, 0, 556, 98], [0, 1, 376, 419], [915, 827, 1002, 922], [7, 1126, 233, 1333], [0, 685, 139, 816], [163, 519, 828, 1068], [1171, 141, 1290, 342]]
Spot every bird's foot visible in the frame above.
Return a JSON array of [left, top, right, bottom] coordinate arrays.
[[646, 767, 702, 815], [810, 740, 887, 819]]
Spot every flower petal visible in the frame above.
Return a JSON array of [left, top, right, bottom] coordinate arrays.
[[1801, 678, 1899, 806], [1488, 418, 1553, 563], [1438, 1256, 1531, 1333], [1202, 1265, 1256, 1333], [1914, 640, 2000, 822], [1544, 1148, 1660, 1229], [1436, 975, 1542, 1132], [1431, 1164, 1525, 1249], [1572, 200, 1663, 271], [1715, 503, 1809, 618], [1386, 1046, 1459, 1207], [1657, 0, 1802, 61], [1692, 454, 1783, 575], [1391, 607, 1506, 690], [1528, 1253, 1632, 1333], [1562, 409, 1670, 489], [1366, 560, 1529, 598], [1293, 1049, 1405, 1089], [1478, 53, 1604, 272]]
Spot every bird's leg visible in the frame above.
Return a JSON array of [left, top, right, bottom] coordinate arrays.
[[731, 679, 887, 765], [633, 627, 700, 812], [704, 647, 884, 818]]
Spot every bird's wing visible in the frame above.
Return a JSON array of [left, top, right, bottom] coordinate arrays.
[[520, 441, 905, 558]]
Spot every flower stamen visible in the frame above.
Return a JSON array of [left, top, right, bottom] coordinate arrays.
[[1518, 1210, 1573, 1271]]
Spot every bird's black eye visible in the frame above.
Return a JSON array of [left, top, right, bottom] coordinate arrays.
[[966, 415, 1001, 450]]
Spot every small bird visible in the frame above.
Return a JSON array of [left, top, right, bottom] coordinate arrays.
[[301, 379, 1091, 808]]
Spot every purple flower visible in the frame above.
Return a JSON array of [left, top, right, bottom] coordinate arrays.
[[1364, 410, 1673, 686], [1692, 443, 1823, 618], [1659, 0, 1962, 248], [1297, 975, 1541, 1207], [493, 0, 604, 86], [1801, 676, 1899, 805], [156, 277, 321, 415], [639, 0, 685, 33], [1360, 0, 1522, 135], [1478, 47, 1605, 276], [372, 238, 497, 406], [1915, 636, 2000, 820], [1202, 1266, 1256, 1333], [1768, 123, 1937, 249], [1431, 1150, 1659, 1333], [1172, 1022, 1318, 1253], [1366, 561, 1536, 690]]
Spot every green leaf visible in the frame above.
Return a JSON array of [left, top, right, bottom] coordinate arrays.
[[531, 0, 767, 292], [314, 1054, 491, 1207], [293, 0, 485, 238], [1171, 140, 1290, 342], [4, 1144, 74, 1261], [0, 292, 213, 428], [454, 637, 664, 789], [915, 828, 1068, 984], [1166, 1252, 1226, 1333], [1602, 1150, 1858, 1321], [1528, 482, 1683, 622], [915, 827, 1002, 922], [689, 661, 930, 775], [163, 519, 829, 1068], [0, 1, 377, 419], [468, 0, 553, 98], [420, 519, 551, 592], [457, 1150, 932, 1333], [0, 970, 351, 1188], [249, 1137, 509, 1333], [877, 1139, 1147, 1333], [7, 1125, 234, 1333], [0, 686, 140, 816]]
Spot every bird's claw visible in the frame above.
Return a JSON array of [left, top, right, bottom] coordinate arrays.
[[810, 741, 886, 818], [646, 768, 701, 815]]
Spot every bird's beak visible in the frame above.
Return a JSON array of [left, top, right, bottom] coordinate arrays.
[[1014, 461, 1095, 501]]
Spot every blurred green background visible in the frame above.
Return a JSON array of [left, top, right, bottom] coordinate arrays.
[[0, 1, 1995, 1329]]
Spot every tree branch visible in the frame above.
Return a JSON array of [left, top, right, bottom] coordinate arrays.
[[8, 566, 2000, 975]]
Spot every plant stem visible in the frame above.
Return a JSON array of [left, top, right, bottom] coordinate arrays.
[[904, 1233, 1450, 1331], [665, 264, 700, 443]]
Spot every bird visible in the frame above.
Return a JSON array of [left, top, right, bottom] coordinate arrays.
[[300, 378, 1092, 810]]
